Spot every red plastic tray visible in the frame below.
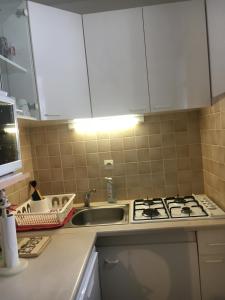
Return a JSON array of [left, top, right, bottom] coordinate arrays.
[[16, 208, 76, 232]]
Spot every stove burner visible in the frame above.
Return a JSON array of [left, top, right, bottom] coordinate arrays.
[[142, 208, 160, 218], [144, 199, 162, 206], [184, 196, 195, 200], [165, 196, 195, 204], [174, 197, 187, 204], [143, 200, 152, 205], [181, 207, 192, 215]]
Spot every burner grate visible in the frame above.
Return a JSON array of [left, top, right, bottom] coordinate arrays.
[[133, 198, 169, 221], [165, 196, 208, 218], [133, 195, 213, 222], [142, 208, 160, 218]]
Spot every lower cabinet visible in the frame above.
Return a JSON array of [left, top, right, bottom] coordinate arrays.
[[199, 255, 225, 300], [197, 229, 225, 300], [98, 242, 201, 300], [95, 229, 225, 300]]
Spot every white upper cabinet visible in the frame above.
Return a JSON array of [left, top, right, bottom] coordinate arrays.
[[206, 0, 225, 98], [83, 8, 150, 118], [28, 1, 91, 120], [143, 0, 211, 113]]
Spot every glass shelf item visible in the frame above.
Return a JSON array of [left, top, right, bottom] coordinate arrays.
[[0, 54, 27, 73]]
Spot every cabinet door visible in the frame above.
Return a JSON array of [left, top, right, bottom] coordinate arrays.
[[206, 0, 225, 98], [83, 8, 150, 117], [198, 229, 225, 255], [98, 243, 201, 300], [199, 255, 225, 300], [143, 0, 210, 112], [197, 229, 225, 300], [28, 1, 91, 120], [76, 251, 101, 300], [1, 0, 39, 119]]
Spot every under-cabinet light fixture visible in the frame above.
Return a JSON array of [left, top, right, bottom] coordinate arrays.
[[69, 115, 144, 133], [3, 125, 17, 134]]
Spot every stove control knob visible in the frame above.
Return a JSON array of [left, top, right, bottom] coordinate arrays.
[[208, 206, 216, 210]]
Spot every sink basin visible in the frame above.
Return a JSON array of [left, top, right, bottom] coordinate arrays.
[[69, 204, 129, 227]]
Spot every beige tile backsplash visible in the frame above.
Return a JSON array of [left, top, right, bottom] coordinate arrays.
[[200, 95, 225, 209], [5, 98, 225, 210], [27, 111, 204, 204]]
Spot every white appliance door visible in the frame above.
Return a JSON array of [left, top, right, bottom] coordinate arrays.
[[76, 251, 101, 300], [99, 243, 201, 300]]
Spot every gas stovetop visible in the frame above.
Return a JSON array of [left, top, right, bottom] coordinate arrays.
[[131, 194, 225, 223]]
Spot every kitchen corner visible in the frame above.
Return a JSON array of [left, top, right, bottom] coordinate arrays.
[[1, 199, 225, 300]]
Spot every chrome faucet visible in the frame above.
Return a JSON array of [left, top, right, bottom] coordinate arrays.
[[105, 177, 115, 203], [84, 189, 96, 207]]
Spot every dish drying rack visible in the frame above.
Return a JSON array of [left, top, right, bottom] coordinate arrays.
[[14, 193, 75, 231]]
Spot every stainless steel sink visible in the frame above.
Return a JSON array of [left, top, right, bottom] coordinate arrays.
[[68, 204, 129, 227]]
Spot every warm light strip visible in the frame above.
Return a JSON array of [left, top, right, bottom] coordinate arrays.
[[3, 127, 17, 134], [70, 115, 144, 133]]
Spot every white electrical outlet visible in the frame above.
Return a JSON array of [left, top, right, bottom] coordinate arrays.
[[104, 160, 114, 169]]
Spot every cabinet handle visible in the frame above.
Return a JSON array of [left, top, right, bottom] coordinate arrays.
[[44, 114, 61, 117], [208, 243, 225, 247], [204, 259, 224, 264], [104, 258, 120, 265], [129, 108, 147, 113], [153, 105, 173, 110]]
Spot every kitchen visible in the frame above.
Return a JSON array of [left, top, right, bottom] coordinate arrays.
[[0, 0, 225, 299]]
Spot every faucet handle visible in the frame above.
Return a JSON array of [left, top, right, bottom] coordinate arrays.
[[85, 189, 96, 198], [84, 189, 96, 208], [105, 177, 112, 182]]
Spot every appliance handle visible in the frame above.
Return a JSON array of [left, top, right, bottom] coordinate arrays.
[[104, 258, 120, 265], [77, 251, 98, 299], [129, 108, 147, 113], [208, 243, 225, 247], [153, 105, 173, 110], [87, 273, 95, 298], [44, 114, 61, 117], [204, 259, 224, 264]]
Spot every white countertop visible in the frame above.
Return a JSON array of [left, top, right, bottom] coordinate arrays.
[[1, 200, 225, 300], [0, 231, 96, 300]]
